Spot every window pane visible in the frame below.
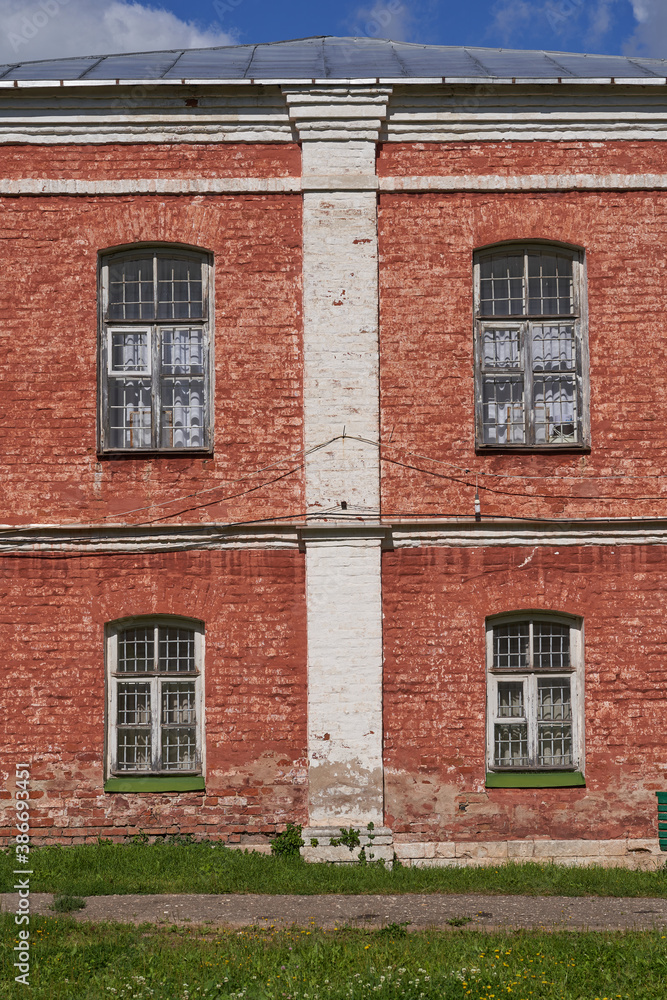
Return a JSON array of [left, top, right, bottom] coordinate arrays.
[[162, 682, 196, 725], [109, 380, 152, 449], [533, 623, 570, 670], [157, 258, 204, 320], [532, 323, 575, 373], [158, 627, 196, 673], [117, 730, 152, 770], [494, 723, 528, 766], [479, 254, 524, 316], [538, 680, 573, 766], [160, 379, 205, 448], [482, 378, 525, 445], [482, 328, 521, 369], [161, 328, 204, 375], [108, 258, 155, 321], [110, 331, 150, 373], [538, 724, 573, 766], [538, 678, 572, 719], [497, 681, 524, 718], [527, 253, 573, 315], [118, 627, 154, 673], [493, 622, 529, 670], [117, 683, 151, 725], [161, 727, 197, 770], [533, 376, 576, 444]]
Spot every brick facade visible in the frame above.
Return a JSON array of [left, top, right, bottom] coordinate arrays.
[[1, 43, 665, 865], [0, 550, 307, 843], [383, 544, 666, 842]]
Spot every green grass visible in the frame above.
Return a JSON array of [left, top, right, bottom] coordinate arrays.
[[2, 843, 667, 897], [51, 895, 86, 914], [1, 914, 666, 1000]]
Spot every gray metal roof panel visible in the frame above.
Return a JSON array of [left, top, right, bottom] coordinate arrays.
[[164, 45, 256, 80], [393, 45, 482, 77], [320, 37, 405, 77], [0, 55, 102, 81], [3, 37, 667, 83], [247, 37, 326, 78], [544, 51, 665, 78], [81, 51, 184, 80]]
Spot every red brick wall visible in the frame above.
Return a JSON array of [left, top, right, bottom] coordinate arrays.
[[379, 180, 667, 518], [0, 549, 307, 844], [0, 189, 303, 525], [377, 140, 667, 176], [382, 544, 667, 841], [0, 142, 300, 179]]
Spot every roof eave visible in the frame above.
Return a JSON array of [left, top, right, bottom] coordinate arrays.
[[2, 76, 667, 89]]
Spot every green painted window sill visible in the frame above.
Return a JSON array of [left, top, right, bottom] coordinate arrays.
[[104, 776, 205, 793], [486, 771, 586, 788]]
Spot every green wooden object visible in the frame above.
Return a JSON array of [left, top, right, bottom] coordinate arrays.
[[486, 771, 586, 788], [658, 793, 667, 851], [104, 776, 205, 793]]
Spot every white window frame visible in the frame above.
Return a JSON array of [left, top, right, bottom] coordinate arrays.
[[106, 617, 205, 778], [98, 245, 213, 454], [473, 241, 590, 450], [485, 613, 584, 773]]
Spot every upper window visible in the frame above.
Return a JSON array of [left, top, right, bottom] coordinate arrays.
[[99, 247, 212, 453], [106, 618, 204, 776], [473, 244, 588, 449], [486, 614, 583, 772]]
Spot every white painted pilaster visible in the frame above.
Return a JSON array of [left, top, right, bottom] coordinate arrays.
[[305, 530, 384, 826], [291, 89, 390, 827]]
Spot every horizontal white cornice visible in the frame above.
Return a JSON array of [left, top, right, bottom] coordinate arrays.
[[3, 519, 667, 553], [2, 83, 667, 143], [4, 174, 667, 197]]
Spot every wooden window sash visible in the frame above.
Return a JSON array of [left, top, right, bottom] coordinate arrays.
[[486, 618, 582, 772], [107, 622, 204, 777]]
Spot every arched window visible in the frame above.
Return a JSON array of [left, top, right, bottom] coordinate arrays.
[[99, 246, 212, 453], [486, 613, 584, 780], [474, 244, 588, 449], [106, 617, 204, 776]]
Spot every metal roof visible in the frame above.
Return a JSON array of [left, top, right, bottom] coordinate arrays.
[[2, 36, 667, 85]]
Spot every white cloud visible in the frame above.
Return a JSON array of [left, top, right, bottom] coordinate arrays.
[[490, 0, 619, 48], [347, 0, 414, 42], [0, 0, 236, 65], [490, 0, 534, 44], [625, 0, 667, 57]]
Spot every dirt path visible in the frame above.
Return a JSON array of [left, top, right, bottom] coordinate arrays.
[[3, 892, 667, 931]]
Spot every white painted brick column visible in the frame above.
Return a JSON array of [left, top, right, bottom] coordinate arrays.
[[289, 91, 391, 829], [304, 530, 384, 826], [301, 139, 380, 514]]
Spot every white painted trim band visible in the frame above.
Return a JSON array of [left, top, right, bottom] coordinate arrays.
[[5, 174, 667, 198], [0, 524, 301, 554], [389, 520, 667, 547], [1, 77, 666, 89], [0, 177, 301, 196], [4, 519, 667, 553], [378, 173, 667, 192]]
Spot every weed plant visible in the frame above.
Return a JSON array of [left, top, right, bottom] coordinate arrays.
[[1, 842, 666, 898], [1, 915, 666, 1000], [51, 895, 86, 914]]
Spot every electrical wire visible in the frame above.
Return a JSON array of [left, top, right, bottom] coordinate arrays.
[[4, 430, 667, 556]]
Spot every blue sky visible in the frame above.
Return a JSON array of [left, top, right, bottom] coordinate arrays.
[[0, 0, 665, 66]]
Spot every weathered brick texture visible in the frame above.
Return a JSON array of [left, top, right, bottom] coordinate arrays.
[[383, 544, 667, 842], [0, 143, 301, 179], [379, 180, 667, 518], [0, 549, 307, 843], [0, 191, 303, 525], [377, 140, 667, 176]]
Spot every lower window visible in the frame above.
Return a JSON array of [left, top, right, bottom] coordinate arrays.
[[486, 615, 583, 772], [107, 618, 204, 776]]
